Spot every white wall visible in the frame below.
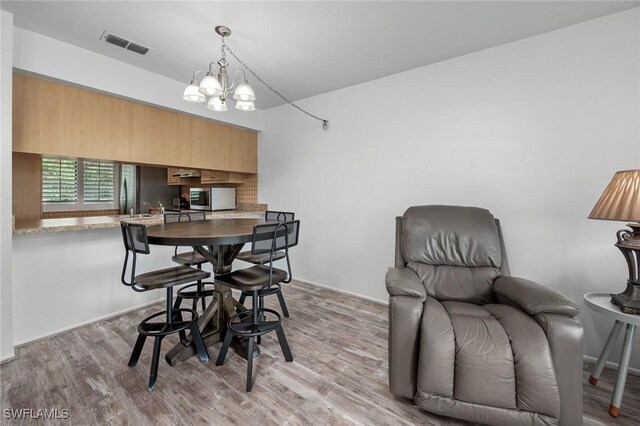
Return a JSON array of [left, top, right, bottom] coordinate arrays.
[[12, 229, 178, 345], [0, 10, 14, 361], [12, 27, 264, 132], [260, 9, 640, 367]]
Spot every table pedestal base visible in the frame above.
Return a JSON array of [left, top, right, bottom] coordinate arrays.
[[165, 282, 259, 366], [165, 295, 220, 366]]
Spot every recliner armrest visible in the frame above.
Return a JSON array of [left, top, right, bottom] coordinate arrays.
[[386, 267, 426, 301], [494, 276, 579, 317]]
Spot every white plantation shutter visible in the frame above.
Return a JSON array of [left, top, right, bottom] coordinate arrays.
[[83, 161, 115, 203], [42, 157, 118, 210], [42, 158, 78, 203]]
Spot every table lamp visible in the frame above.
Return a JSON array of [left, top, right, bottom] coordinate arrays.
[[589, 170, 640, 314]]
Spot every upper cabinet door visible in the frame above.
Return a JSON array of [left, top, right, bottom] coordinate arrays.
[[200, 170, 246, 185], [200, 170, 228, 184], [167, 168, 182, 185], [12, 73, 258, 173]]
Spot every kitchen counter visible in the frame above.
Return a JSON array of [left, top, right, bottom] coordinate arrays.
[[13, 210, 266, 235]]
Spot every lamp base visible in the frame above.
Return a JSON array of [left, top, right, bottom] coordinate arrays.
[[611, 281, 640, 315], [609, 223, 640, 315]]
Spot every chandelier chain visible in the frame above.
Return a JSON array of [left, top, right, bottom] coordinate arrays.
[[223, 44, 329, 130]]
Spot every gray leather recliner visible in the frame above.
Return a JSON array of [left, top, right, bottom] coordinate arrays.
[[386, 206, 583, 426]]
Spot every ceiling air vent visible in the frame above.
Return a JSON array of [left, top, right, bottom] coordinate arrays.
[[100, 31, 151, 56], [126, 43, 149, 55], [104, 34, 128, 48]]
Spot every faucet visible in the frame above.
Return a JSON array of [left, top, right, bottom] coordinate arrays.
[[142, 201, 164, 215], [129, 207, 134, 218]]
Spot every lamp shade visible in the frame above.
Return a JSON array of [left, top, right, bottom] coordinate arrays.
[[235, 100, 255, 111], [182, 82, 206, 102], [233, 81, 256, 102], [207, 96, 227, 112], [589, 170, 640, 222], [199, 74, 223, 96]]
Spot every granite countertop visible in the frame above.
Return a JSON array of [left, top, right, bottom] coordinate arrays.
[[13, 210, 266, 236]]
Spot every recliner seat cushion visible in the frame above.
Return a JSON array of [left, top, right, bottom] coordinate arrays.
[[407, 262, 499, 304], [416, 298, 560, 426]]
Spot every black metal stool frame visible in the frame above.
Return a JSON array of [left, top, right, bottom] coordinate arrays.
[[237, 210, 296, 318], [121, 222, 210, 391], [215, 220, 300, 391]]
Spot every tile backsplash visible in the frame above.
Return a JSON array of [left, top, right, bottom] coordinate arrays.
[[180, 173, 261, 209], [237, 174, 258, 205]]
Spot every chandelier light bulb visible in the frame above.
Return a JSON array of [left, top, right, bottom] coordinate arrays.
[[182, 81, 206, 103], [233, 81, 256, 102], [207, 96, 227, 112], [199, 73, 223, 96], [183, 25, 327, 127], [235, 100, 255, 111]]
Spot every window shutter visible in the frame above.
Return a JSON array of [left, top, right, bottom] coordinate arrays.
[[83, 161, 115, 202], [42, 158, 78, 203]]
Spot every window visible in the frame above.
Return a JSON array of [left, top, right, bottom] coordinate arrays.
[[83, 161, 115, 203], [42, 158, 78, 203], [42, 157, 118, 211]]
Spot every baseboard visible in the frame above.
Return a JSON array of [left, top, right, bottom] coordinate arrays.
[[6, 279, 640, 379], [294, 277, 388, 306], [0, 353, 16, 365], [9, 297, 165, 361], [583, 354, 640, 377]]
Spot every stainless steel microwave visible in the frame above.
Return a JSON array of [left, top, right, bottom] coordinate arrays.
[[189, 187, 236, 211]]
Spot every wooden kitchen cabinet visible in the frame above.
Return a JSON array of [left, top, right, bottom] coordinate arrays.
[[200, 170, 228, 184], [13, 74, 258, 173], [200, 170, 246, 185], [12, 153, 42, 221], [167, 168, 182, 185]]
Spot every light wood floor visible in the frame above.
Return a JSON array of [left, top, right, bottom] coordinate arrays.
[[1, 281, 639, 425]]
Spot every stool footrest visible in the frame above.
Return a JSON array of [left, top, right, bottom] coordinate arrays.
[[242, 283, 282, 297], [227, 308, 282, 337], [138, 308, 198, 336], [177, 282, 216, 299]]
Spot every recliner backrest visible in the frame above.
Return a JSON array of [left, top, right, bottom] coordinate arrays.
[[401, 205, 503, 304]]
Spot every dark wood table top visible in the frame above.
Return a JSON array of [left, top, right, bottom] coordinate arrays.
[[145, 218, 266, 246]]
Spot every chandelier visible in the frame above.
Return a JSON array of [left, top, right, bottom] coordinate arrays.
[[183, 25, 329, 130]]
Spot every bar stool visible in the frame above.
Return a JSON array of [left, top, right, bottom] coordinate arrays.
[[215, 220, 300, 391], [164, 212, 216, 313], [120, 222, 210, 391], [236, 211, 295, 317]]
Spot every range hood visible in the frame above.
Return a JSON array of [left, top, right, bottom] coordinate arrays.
[[171, 170, 201, 178]]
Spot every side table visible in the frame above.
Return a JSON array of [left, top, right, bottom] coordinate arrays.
[[584, 292, 640, 417]]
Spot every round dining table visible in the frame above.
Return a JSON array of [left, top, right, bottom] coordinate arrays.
[[146, 218, 265, 271], [146, 217, 266, 365]]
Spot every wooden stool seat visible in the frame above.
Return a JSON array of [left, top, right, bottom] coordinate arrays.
[[172, 251, 208, 266], [136, 266, 210, 290]]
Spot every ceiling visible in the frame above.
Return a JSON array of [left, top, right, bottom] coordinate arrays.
[[2, 1, 639, 109]]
